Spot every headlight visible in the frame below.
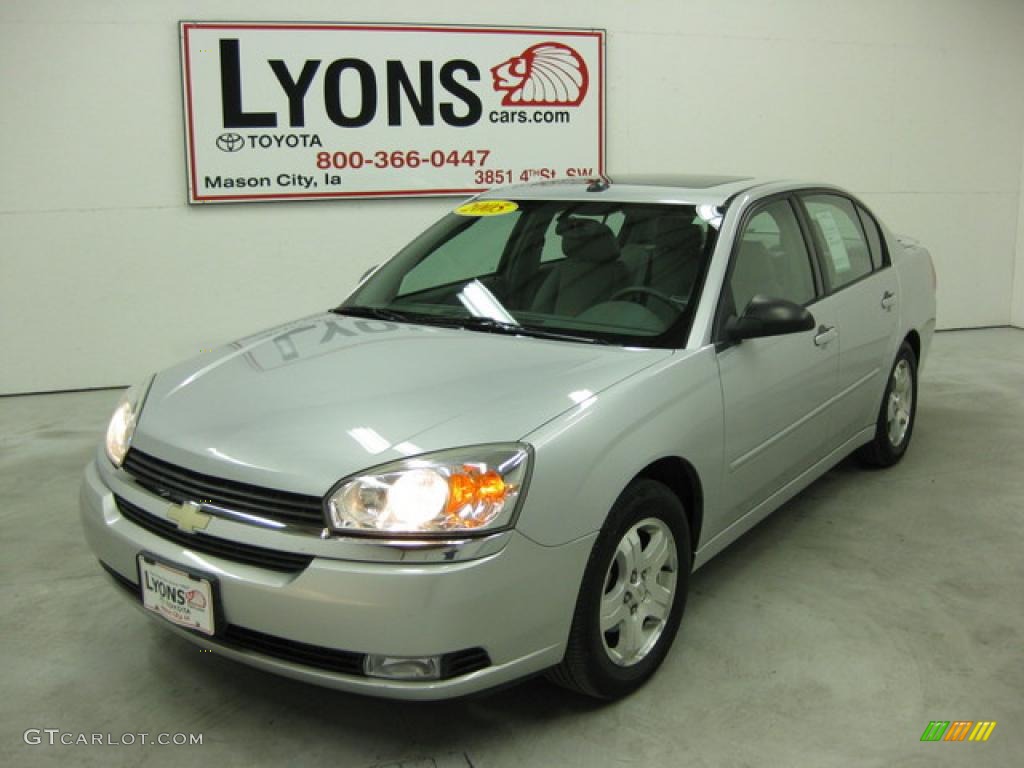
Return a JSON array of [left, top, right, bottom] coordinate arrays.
[[326, 444, 531, 536], [105, 377, 153, 467]]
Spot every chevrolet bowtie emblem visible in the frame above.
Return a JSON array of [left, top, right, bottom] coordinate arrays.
[[167, 501, 212, 533]]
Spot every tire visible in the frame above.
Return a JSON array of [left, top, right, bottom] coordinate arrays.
[[856, 341, 918, 467], [548, 479, 691, 700]]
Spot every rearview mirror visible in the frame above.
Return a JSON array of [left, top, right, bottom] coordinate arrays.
[[725, 295, 815, 342]]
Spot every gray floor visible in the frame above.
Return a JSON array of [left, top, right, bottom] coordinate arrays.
[[2, 328, 1022, 768]]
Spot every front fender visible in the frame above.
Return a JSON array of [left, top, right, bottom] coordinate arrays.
[[516, 347, 724, 549]]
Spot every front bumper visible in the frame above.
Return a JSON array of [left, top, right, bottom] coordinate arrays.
[[80, 458, 594, 700]]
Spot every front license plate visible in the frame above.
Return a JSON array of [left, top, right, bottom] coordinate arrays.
[[138, 555, 215, 636]]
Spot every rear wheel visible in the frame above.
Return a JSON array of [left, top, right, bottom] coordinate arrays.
[[548, 479, 690, 699], [856, 341, 918, 467]]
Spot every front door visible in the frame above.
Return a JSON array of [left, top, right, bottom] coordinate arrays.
[[715, 197, 840, 525]]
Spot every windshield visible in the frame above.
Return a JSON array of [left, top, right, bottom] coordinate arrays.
[[341, 199, 720, 347]]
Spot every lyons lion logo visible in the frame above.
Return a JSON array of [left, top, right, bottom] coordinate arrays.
[[490, 42, 589, 107]]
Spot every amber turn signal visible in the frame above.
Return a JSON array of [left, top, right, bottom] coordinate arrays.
[[445, 466, 509, 525]]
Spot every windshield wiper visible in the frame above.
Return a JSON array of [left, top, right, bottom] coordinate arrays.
[[455, 316, 610, 345], [331, 305, 423, 323], [333, 305, 608, 344]]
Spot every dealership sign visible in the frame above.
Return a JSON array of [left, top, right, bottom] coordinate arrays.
[[180, 22, 605, 203]]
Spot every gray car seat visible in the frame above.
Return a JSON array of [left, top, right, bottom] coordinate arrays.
[[622, 214, 704, 296], [531, 218, 627, 316], [648, 214, 705, 300]]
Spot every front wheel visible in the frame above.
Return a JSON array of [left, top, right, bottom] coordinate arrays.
[[548, 479, 690, 699], [856, 341, 918, 467]]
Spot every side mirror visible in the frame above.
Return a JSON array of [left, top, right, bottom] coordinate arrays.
[[725, 295, 815, 342]]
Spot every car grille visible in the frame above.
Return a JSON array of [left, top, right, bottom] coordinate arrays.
[[99, 562, 491, 680], [122, 449, 325, 529], [222, 631, 491, 681], [221, 625, 366, 676], [441, 647, 492, 678], [114, 496, 314, 573]]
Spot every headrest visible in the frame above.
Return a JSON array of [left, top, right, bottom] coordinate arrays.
[[556, 217, 621, 263], [655, 214, 703, 255]]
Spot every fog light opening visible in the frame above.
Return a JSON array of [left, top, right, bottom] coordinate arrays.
[[363, 654, 442, 681]]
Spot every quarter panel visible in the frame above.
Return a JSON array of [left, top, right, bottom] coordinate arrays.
[[891, 235, 938, 369]]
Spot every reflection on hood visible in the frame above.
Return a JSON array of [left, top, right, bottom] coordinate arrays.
[[132, 314, 670, 495]]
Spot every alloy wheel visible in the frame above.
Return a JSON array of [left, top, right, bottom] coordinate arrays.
[[600, 517, 678, 667], [887, 358, 914, 447]]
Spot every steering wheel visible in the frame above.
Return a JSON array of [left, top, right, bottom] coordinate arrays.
[[609, 286, 683, 315]]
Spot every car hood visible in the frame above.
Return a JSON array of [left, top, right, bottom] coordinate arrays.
[[132, 313, 671, 496]]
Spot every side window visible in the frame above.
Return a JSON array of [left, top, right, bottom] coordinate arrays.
[[802, 194, 873, 290], [725, 199, 816, 318], [399, 213, 519, 295], [856, 204, 886, 270]]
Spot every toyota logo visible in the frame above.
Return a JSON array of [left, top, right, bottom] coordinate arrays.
[[216, 133, 245, 152]]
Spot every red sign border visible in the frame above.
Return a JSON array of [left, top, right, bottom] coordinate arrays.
[[180, 22, 606, 203]]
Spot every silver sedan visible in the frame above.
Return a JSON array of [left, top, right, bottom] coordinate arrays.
[[81, 175, 936, 699]]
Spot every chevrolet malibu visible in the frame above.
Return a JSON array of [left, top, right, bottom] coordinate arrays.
[[81, 175, 936, 700]]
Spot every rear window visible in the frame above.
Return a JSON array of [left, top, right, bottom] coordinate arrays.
[[801, 194, 874, 291]]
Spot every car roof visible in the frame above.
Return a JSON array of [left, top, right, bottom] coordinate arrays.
[[476, 174, 816, 207]]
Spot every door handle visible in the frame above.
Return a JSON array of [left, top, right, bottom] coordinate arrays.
[[881, 290, 896, 311], [814, 324, 838, 347]]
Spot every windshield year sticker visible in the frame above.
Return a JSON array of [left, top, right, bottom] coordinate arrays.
[[455, 200, 518, 217]]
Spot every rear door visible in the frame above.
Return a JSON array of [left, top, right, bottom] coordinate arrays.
[[796, 193, 899, 447], [714, 196, 841, 525]]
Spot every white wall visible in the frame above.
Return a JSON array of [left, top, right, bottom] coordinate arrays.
[[2, 0, 1024, 393]]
